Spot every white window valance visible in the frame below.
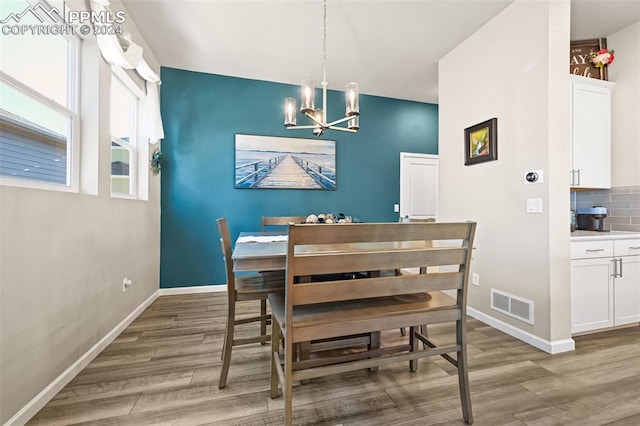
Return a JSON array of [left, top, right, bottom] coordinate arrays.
[[90, 0, 164, 144]]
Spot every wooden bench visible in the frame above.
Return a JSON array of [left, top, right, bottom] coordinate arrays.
[[268, 221, 476, 425]]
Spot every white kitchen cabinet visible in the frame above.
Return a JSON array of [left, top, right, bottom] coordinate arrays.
[[571, 238, 640, 334], [571, 241, 614, 333], [569, 75, 615, 189], [613, 239, 640, 326]]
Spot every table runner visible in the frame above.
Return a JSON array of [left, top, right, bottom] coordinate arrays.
[[236, 235, 288, 243]]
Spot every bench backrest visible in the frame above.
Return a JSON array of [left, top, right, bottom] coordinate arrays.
[[285, 221, 476, 316]]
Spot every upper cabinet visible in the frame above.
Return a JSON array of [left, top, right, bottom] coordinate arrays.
[[569, 75, 615, 189]]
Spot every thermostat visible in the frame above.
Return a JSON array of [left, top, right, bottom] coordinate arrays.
[[524, 170, 543, 184]]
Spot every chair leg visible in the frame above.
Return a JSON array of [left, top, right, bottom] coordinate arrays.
[[260, 299, 267, 345], [284, 331, 294, 425], [220, 314, 228, 361], [420, 324, 428, 349], [409, 325, 418, 372], [270, 319, 281, 399], [219, 303, 236, 389], [298, 342, 311, 384], [457, 319, 473, 424], [368, 331, 380, 373]]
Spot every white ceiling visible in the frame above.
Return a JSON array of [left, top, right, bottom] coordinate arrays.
[[121, 0, 640, 103]]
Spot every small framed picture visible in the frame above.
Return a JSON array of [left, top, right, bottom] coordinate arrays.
[[464, 118, 497, 166]]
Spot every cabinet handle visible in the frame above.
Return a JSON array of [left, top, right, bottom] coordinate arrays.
[[611, 258, 618, 277], [585, 248, 605, 252], [619, 258, 623, 278], [576, 169, 580, 186], [629, 246, 640, 250]]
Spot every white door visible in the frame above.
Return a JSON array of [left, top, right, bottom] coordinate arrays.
[[399, 153, 438, 220]]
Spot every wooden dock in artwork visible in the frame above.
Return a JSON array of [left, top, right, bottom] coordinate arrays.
[[235, 154, 335, 189], [258, 155, 321, 188]]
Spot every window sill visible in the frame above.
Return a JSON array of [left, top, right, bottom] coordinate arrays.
[[0, 176, 78, 193]]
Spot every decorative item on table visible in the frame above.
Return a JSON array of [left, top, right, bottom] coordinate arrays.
[[305, 213, 353, 224], [336, 213, 353, 223], [150, 148, 165, 175]]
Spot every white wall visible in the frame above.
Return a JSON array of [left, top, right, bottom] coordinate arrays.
[[438, 0, 571, 346], [0, 2, 161, 423], [608, 21, 640, 187]]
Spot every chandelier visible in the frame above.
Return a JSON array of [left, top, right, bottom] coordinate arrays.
[[283, 0, 359, 137]]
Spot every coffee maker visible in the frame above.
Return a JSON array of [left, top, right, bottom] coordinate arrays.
[[577, 207, 608, 232]]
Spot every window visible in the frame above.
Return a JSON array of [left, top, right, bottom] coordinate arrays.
[[0, 0, 79, 190], [110, 69, 142, 198]]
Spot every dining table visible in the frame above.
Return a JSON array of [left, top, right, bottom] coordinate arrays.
[[231, 228, 435, 274], [232, 231, 288, 273]]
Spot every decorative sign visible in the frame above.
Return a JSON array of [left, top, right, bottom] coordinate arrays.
[[570, 38, 608, 80]]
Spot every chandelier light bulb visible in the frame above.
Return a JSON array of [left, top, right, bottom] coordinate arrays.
[[284, 97, 297, 127], [345, 82, 359, 116], [300, 79, 315, 114]]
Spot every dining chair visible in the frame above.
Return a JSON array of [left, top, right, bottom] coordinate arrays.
[[216, 218, 285, 389], [259, 216, 305, 280], [261, 216, 307, 232]]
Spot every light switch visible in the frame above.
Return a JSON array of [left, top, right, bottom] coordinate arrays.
[[394, 204, 399, 213], [526, 198, 543, 213]]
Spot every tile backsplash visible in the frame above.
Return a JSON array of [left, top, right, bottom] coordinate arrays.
[[572, 185, 640, 232]]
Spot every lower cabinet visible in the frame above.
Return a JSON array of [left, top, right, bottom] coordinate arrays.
[[614, 254, 640, 326], [571, 256, 614, 333], [571, 238, 640, 334]]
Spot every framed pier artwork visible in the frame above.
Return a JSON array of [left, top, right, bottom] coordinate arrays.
[[234, 134, 336, 190]]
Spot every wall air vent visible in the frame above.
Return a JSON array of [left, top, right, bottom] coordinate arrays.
[[490, 289, 534, 325]]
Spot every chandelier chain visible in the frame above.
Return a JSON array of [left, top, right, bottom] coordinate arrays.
[[322, 0, 327, 82]]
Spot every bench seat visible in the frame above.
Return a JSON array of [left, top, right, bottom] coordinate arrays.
[[269, 291, 457, 342]]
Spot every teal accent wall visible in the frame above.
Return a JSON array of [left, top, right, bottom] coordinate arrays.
[[160, 67, 438, 288]]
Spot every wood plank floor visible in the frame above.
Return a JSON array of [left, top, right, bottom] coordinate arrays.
[[28, 292, 640, 425]]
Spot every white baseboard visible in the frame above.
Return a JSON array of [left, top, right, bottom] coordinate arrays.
[[158, 284, 226, 296], [4, 291, 159, 426], [6, 284, 229, 425], [467, 307, 575, 354]]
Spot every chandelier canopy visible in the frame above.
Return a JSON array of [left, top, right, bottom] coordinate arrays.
[[283, 0, 359, 137]]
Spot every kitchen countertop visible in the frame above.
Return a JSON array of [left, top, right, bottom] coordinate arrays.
[[571, 230, 640, 241]]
